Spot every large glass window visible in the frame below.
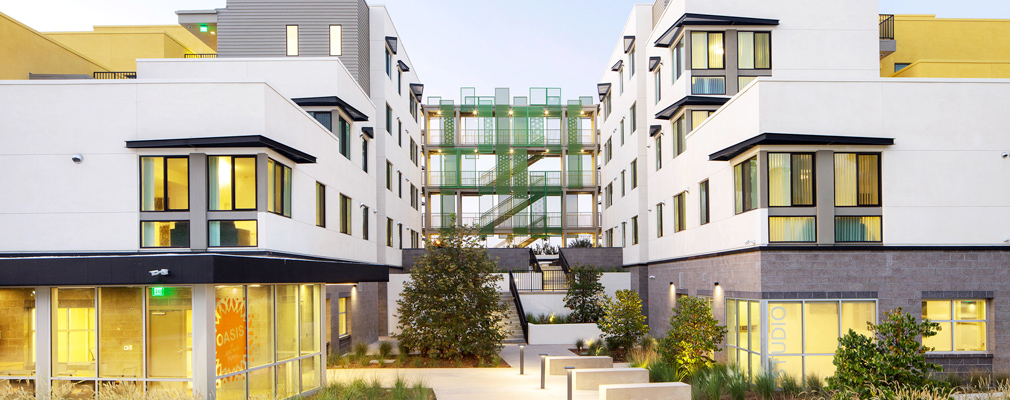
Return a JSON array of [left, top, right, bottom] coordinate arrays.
[[209, 220, 258, 247], [340, 195, 351, 235], [99, 287, 143, 379], [766, 300, 876, 380], [835, 216, 882, 242], [276, 285, 298, 362], [672, 39, 684, 82], [768, 153, 815, 207], [141, 221, 189, 248], [734, 156, 758, 214], [215, 286, 247, 378], [53, 288, 95, 377], [835, 153, 881, 206], [923, 299, 987, 352], [738, 32, 771, 69], [0, 289, 35, 378], [248, 285, 274, 368], [699, 180, 710, 225], [692, 76, 726, 95], [769, 216, 816, 242], [286, 25, 298, 56], [726, 299, 761, 378], [300, 285, 319, 355], [267, 159, 292, 217], [316, 183, 326, 227], [673, 192, 686, 232], [141, 156, 188, 211], [329, 25, 341, 56], [209, 156, 256, 211], [691, 110, 714, 131], [691, 32, 724, 69]]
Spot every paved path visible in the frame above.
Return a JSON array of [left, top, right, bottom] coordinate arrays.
[[327, 344, 626, 399]]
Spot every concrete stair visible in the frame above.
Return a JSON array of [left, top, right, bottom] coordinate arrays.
[[499, 292, 526, 344]]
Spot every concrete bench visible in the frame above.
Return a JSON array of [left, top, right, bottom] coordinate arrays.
[[571, 367, 649, 390], [545, 356, 613, 375], [599, 382, 691, 400]]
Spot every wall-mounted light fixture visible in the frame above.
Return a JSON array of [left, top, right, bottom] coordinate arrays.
[[714, 282, 720, 286]]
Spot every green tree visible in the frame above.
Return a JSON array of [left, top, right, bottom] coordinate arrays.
[[597, 289, 649, 355], [564, 265, 606, 323], [395, 220, 507, 360], [828, 307, 942, 397], [658, 296, 727, 371]]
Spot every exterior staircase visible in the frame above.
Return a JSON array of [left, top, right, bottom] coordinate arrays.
[[500, 292, 526, 344]]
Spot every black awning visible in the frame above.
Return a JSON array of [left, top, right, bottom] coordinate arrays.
[[0, 253, 388, 286], [654, 96, 730, 120], [292, 96, 369, 122], [648, 56, 661, 72], [649, 125, 662, 137], [654, 25, 682, 48], [611, 60, 623, 71], [709, 133, 895, 161], [361, 127, 374, 139], [126, 135, 316, 163], [623, 36, 636, 53], [397, 60, 410, 71], [410, 83, 424, 100], [597, 83, 611, 101], [385, 36, 398, 54], [674, 13, 779, 27]]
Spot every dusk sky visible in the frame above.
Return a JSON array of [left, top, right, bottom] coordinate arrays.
[[3, 0, 1009, 102]]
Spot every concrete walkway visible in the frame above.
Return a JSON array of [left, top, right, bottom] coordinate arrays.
[[327, 344, 625, 399]]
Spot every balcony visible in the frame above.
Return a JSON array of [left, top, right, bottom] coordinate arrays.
[[565, 212, 598, 229], [879, 14, 896, 58], [184, 53, 218, 58], [94, 71, 136, 79]]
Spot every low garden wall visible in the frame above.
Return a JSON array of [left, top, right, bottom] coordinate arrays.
[[528, 322, 602, 345]]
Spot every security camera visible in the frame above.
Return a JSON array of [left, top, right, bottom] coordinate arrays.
[[72, 154, 83, 164], [1003, 152, 1009, 159], [359, 132, 365, 138]]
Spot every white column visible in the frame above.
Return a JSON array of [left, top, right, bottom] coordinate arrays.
[[192, 284, 216, 399], [318, 283, 327, 387], [36, 287, 52, 397]]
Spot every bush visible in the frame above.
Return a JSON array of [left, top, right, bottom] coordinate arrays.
[[805, 372, 824, 394], [779, 373, 801, 397], [378, 341, 394, 360], [395, 220, 507, 360], [567, 238, 593, 248], [597, 289, 649, 357], [753, 371, 776, 400], [564, 265, 606, 323], [658, 296, 727, 372], [649, 361, 689, 383], [828, 307, 942, 397]]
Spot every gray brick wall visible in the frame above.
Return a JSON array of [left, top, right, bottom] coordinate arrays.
[[562, 247, 624, 270], [400, 248, 533, 271]]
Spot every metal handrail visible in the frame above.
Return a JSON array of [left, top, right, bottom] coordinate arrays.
[[184, 53, 217, 58], [559, 250, 572, 274], [508, 271, 529, 343], [879, 14, 895, 40], [528, 248, 539, 271], [93, 71, 136, 79]]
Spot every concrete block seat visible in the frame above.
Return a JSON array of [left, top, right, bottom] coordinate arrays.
[[599, 382, 691, 400], [546, 356, 613, 375], [571, 367, 649, 390]]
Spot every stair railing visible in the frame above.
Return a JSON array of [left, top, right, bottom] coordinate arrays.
[[508, 271, 529, 343]]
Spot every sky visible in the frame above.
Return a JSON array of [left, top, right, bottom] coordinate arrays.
[[4, 0, 1010, 102]]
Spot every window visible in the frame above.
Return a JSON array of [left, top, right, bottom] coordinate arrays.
[[267, 159, 292, 217], [673, 192, 686, 232], [603, 94, 611, 119], [338, 297, 348, 336], [606, 228, 614, 247], [630, 159, 638, 189], [672, 39, 684, 81], [386, 105, 392, 134], [398, 121, 403, 147], [141, 156, 189, 211], [631, 216, 639, 245], [655, 135, 662, 170], [409, 95, 417, 120], [410, 184, 418, 209], [656, 203, 664, 238], [329, 25, 341, 56], [339, 194, 351, 235], [894, 63, 910, 72], [386, 161, 393, 191], [338, 116, 350, 159], [692, 76, 726, 95], [629, 47, 636, 75], [385, 48, 391, 77], [769, 216, 816, 242], [738, 32, 771, 69], [605, 183, 613, 208], [53, 288, 96, 377], [309, 111, 332, 131], [386, 218, 393, 247], [209, 156, 256, 211], [691, 32, 724, 69], [620, 171, 626, 197], [286, 25, 298, 56], [734, 156, 758, 214], [619, 68, 624, 94], [410, 138, 418, 165], [316, 183, 325, 227], [700, 180, 710, 225], [654, 67, 661, 103], [836, 216, 882, 242], [398, 171, 403, 198], [835, 153, 880, 206], [361, 206, 369, 240], [760, 300, 877, 380], [604, 139, 612, 164], [691, 110, 714, 131], [398, 69, 402, 95], [398, 223, 403, 249], [672, 115, 685, 157], [621, 222, 627, 247], [768, 153, 815, 207], [209, 220, 257, 247], [739, 76, 758, 89], [619, 119, 625, 146], [922, 299, 987, 352], [629, 103, 637, 132], [141, 221, 189, 248], [361, 137, 369, 172]]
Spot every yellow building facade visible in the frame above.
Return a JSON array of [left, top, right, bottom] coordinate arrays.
[[45, 26, 216, 72], [882, 15, 1010, 78], [0, 12, 109, 79]]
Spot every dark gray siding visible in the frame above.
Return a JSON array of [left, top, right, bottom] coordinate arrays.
[[217, 0, 371, 94]]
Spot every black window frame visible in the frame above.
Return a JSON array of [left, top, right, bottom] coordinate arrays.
[[690, 31, 726, 70], [674, 192, 686, 232], [834, 215, 883, 243], [385, 47, 392, 77], [309, 111, 332, 132], [737, 31, 772, 70], [699, 180, 710, 225], [386, 104, 392, 134], [208, 155, 258, 212], [139, 155, 190, 212], [734, 156, 758, 215], [766, 152, 816, 208], [338, 115, 351, 159], [631, 215, 639, 245], [361, 136, 369, 172], [362, 206, 369, 240], [386, 218, 394, 247], [630, 159, 638, 189], [339, 194, 352, 235], [316, 182, 326, 228], [386, 161, 393, 191], [768, 216, 817, 243], [139, 220, 190, 248], [207, 219, 258, 247], [655, 135, 663, 171], [267, 158, 292, 217], [834, 152, 882, 207]]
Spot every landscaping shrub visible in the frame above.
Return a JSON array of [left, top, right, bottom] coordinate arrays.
[[779, 373, 801, 397], [658, 296, 727, 372], [564, 265, 606, 323], [648, 361, 689, 383], [378, 340, 394, 361], [805, 372, 824, 394], [724, 366, 748, 400], [597, 289, 649, 358], [395, 220, 507, 361], [753, 371, 776, 400], [567, 238, 593, 248], [828, 307, 942, 397], [353, 341, 370, 365], [575, 338, 585, 353]]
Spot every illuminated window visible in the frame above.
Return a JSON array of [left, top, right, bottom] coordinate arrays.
[[691, 31, 724, 69], [768, 153, 815, 207], [141, 221, 189, 248], [209, 220, 258, 247], [758, 300, 875, 380], [141, 156, 188, 211], [209, 156, 256, 211], [738, 31, 771, 69], [286, 25, 298, 56], [340, 195, 351, 235], [739, 76, 758, 89], [267, 159, 292, 217], [147, 287, 193, 379], [339, 298, 349, 336], [316, 183, 325, 227], [734, 156, 758, 214], [329, 25, 341, 56], [835, 153, 880, 206], [691, 110, 715, 131], [53, 288, 96, 377], [769, 216, 816, 242], [0, 289, 35, 377], [922, 299, 987, 352]]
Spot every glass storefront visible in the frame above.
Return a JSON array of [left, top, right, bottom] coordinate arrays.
[[726, 298, 877, 380]]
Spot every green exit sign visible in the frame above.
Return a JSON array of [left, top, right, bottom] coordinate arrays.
[[151, 287, 168, 297], [199, 25, 208, 33]]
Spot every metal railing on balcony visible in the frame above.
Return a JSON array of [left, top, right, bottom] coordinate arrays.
[[184, 53, 218, 58], [511, 271, 569, 291], [565, 212, 597, 228], [566, 171, 595, 188], [94, 71, 136, 79], [427, 131, 443, 145], [879, 15, 895, 40]]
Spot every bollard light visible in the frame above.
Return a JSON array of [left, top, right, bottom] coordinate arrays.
[[566, 366, 575, 400], [540, 353, 548, 389], [519, 344, 525, 375]]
